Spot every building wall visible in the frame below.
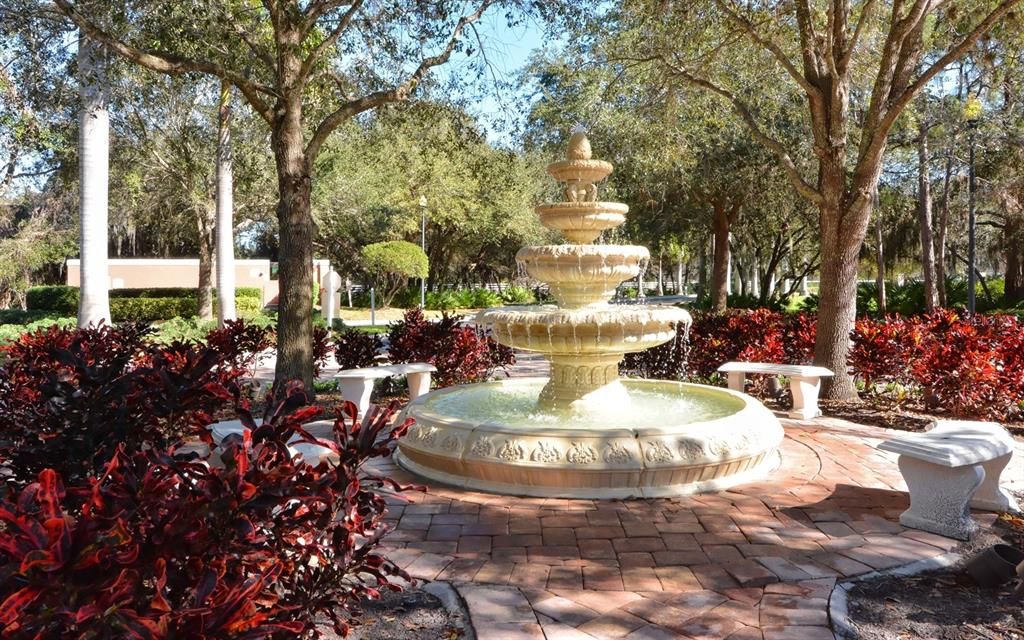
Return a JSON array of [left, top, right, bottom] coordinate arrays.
[[66, 258, 332, 307]]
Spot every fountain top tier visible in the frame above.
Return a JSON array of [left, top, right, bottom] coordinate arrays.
[[534, 131, 629, 244], [476, 132, 690, 410]]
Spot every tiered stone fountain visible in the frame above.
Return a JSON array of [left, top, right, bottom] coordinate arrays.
[[397, 133, 783, 498]]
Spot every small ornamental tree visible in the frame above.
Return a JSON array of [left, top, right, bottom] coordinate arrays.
[[361, 241, 428, 307]]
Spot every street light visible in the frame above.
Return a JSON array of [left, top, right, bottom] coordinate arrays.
[[418, 195, 427, 309], [964, 95, 982, 315]]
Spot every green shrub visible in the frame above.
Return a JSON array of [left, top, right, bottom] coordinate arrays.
[[426, 289, 461, 310], [26, 286, 80, 313], [500, 285, 536, 305], [110, 297, 196, 322], [27, 285, 263, 319]]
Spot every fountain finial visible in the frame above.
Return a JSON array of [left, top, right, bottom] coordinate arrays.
[[567, 131, 592, 161]]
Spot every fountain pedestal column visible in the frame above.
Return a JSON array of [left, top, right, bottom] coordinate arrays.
[[539, 353, 627, 409]]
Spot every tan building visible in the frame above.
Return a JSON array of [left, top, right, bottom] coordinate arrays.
[[66, 258, 332, 306]]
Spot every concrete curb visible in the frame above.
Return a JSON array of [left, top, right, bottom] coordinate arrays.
[[422, 581, 476, 640], [828, 552, 962, 639]]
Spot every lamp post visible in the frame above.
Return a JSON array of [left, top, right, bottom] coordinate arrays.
[[965, 102, 981, 315], [418, 195, 427, 309]]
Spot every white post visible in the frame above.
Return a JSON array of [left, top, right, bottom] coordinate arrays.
[[322, 271, 341, 328], [77, 34, 111, 327]]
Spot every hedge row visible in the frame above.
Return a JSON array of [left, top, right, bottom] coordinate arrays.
[[27, 285, 263, 321], [29, 285, 262, 309]]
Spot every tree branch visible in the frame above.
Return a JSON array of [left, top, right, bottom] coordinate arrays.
[[54, 0, 276, 124], [662, 59, 824, 205], [714, 0, 821, 99], [298, 0, 364, 82], [841, 0, 879, 71], [888, 0, 1022, 126], [305, 0, 493, 161]]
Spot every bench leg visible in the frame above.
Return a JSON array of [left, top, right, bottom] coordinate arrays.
[[971, 451, 1021, 512], [406, 372, 432, 401], [897, 455, 984, 540], [338, 378, 374, 417], [726, 371, 746, 392], [788, 375, 822, 420]]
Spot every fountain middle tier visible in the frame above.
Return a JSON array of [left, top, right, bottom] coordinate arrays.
[[516, 244, 649, 308], [476, 305, 691, 355]]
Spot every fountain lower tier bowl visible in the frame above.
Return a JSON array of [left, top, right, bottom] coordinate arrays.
[[516, 244, 649, 307], [396, 379, 784, 498], [477, 305, 691, 354]]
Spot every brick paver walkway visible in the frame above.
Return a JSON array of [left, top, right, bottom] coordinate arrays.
[[370, 415, 1014, 640]]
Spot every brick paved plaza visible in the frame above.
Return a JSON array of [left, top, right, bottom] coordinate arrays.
[[372, 415, 1013, 640]]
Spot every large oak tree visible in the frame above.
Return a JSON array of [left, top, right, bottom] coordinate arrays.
[[619, 0, 1020, 398], [55, 0, 535, 390]]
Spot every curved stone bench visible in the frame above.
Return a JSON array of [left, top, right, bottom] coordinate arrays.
[[717, 362, 834, 419], [336, 363, 436, 418], [208, 419, 337, 465], [878, 421, 1018, 540]]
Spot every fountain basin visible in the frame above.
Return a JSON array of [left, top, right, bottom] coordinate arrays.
[[477, 305, 690, 354], [396, 379, 784, 498]]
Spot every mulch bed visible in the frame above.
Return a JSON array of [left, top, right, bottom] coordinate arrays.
[[844, 507, 1024, 640], [312, 589, 467, 640]]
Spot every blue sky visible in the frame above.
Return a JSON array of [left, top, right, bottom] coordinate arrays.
[[434, 11, 550, 145]]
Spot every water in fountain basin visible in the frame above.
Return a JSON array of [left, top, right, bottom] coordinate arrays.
[[421, 379, 743, 430]]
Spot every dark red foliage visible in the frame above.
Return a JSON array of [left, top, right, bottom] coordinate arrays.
[[626, 307, 1024, 420], [205, 319, 275, 369], [312, 326, 334, 377], [849, 314, 924, 389], [0, 323, 245, 486], [620, 321, 690, 380], [334, 328, 384, 370], [388, 309, 513, 387], [909, 311, 1024, 420], [0, 387, 415, 639]]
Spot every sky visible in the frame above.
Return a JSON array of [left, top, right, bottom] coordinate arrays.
[[433, 11, 551, 146]]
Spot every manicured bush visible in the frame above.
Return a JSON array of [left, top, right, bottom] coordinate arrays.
[[388, 308, 513, 387], [334, 326, 384, 369], [25, 285, 80, 313], [360, 241, 428, 307]]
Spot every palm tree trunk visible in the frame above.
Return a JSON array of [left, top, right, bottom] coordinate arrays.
[[77, 33, 111, 327], [215, 80, 236, 325]]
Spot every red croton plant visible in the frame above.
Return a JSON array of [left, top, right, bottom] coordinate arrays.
[[0, 323, 415, 639]]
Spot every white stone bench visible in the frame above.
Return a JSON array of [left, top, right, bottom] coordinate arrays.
[[717, 362, 834, 419], [335, 362, 437, 418], [208, 419, 337, 465], [878, 421, 1018, 540]]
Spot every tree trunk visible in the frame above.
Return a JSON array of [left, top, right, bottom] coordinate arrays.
[[697, 237, 708, 298], [1005, 216, 1024, 305], [197, 204, 215, 320], [917, 125, 938, 310], [272, 99, 315, 394], [215, 80, 236, 325], [815, 205, 862, 399], [711, 205, 731, 312], [77, 34, 111, 327]]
